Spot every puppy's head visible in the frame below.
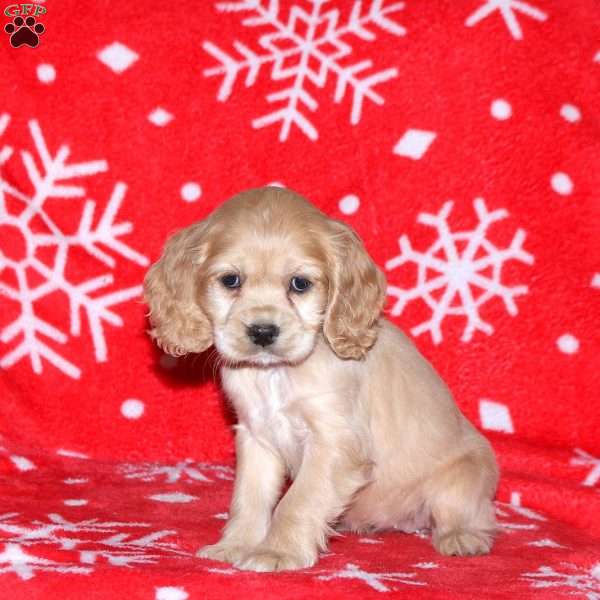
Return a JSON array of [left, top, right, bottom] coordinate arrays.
[[144, 187, 386, 366]]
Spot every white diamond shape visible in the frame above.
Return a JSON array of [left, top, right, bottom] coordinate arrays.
[[97, 42, 139, 74], [148, 108, 173, 127], [393, 129, 437, 160], [479, 399, 514, 433]]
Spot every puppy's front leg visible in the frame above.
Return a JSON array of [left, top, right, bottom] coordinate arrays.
[[237, 436, 368, 572], [197, 426, 285, 565]]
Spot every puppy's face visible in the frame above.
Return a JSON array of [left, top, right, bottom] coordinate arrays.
[[202, 231, 328, 366], [144, 187, 386, 364]]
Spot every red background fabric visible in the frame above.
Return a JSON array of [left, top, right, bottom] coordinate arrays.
[[0, 0, 599, 597]]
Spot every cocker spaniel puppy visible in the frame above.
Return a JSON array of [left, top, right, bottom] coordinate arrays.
[[144, 187, 498, 572]]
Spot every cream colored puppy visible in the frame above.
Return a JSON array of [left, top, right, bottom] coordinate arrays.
[[144, 187, 498, 572]]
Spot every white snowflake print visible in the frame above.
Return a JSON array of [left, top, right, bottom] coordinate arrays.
[[0, 513, 189, 578], [118, 460, 234, 484], [317, 562, 426, 592], [522, 563, 600, 599], [203, 0, 406, 141], [385, 198, 534, 345], [496, 493, 546, 533], [465, 0, 547, 41], [570, 449, 600, 487], [0, 116, 149, 379], [527, 539, 567, 549], [0, 543, 92, 580]]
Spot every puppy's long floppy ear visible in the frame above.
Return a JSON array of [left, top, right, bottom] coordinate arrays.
[[323, 220, 387, 360], [143, 222, 212, 357]]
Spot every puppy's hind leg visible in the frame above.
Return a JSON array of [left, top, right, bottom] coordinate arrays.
[[426, 448, 498, 557]]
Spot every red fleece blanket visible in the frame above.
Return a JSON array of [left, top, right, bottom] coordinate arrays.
[[1, 0, 599, 598]]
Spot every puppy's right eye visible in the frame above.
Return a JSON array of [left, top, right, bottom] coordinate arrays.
[[220, 274, 241, 289]]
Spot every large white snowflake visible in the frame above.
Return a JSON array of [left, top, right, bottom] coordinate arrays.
[[0, 115, 149, 379], [522, 563, 600, 599], [118, 460, 234, 484], [0, 512, 189, 578], [203, 0, 406, 141], [465, 0, 547, 41], [385, 198, 534, 344]]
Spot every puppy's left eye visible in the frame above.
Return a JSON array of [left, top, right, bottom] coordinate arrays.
[[290, 276, 312, 293]]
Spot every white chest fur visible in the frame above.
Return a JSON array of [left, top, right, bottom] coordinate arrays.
[[231, 367, 308, 475]]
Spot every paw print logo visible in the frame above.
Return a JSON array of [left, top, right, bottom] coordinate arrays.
[[5, 15, 45, 48]]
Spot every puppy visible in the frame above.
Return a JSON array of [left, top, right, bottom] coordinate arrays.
[[144, 187, 498, 572]]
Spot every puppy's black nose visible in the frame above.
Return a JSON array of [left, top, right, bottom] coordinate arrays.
[[247, 323, 279, 347]]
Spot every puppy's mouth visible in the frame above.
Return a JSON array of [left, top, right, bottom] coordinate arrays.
[[247, 350, 286, 366], [227, 345, 293, 367], [213, 328, 315, 368]]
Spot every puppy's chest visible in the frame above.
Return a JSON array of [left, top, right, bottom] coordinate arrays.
[[235, 370, 308, 471]]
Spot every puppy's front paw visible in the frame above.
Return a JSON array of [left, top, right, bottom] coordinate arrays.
[[235, 547, 316, 572], [433, 529, 492, 556], [197, 541, 251, 565]]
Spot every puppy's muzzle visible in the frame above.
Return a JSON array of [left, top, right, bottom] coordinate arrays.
[[247, 323, 280, 347]]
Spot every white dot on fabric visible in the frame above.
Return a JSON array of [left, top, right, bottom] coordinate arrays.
[[490, 99, 512, 120], [180, 182, 202, 203], [560, 104, 581, 123], [147, 107, 174, 127], [9, 455, 35, 471], [37, 63, 56, 84], [556, 334, 579, 354], [97, 42, 139, 74], [121, 399, 145, 419], [479, 399, 514, 433], [339, 194, 360, 215], [550, 172, 573, 196], [393, 129, 436, 160], [156, 587, 189, 600], [64, 499, 88, 507]]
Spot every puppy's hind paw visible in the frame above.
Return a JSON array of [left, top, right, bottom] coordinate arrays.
[[433, 529, 492, 556]]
